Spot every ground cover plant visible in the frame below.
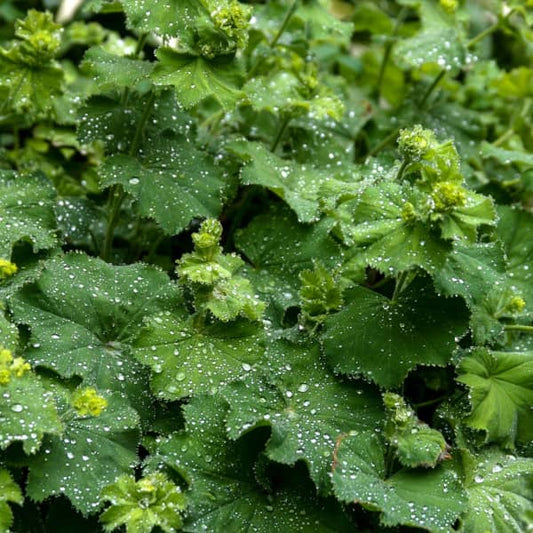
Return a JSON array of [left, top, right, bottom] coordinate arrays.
[[0, 0, 532, 531]]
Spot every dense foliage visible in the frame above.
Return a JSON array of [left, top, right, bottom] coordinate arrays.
[[0, 0, 532, 531]]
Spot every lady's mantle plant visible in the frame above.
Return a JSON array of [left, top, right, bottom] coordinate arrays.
[[0, 1, 532, 531]]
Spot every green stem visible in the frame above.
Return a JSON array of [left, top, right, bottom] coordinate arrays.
[[396, 159, 409, 181], [419, 69, 447, 109], [270, 0, 299, 48], [384, 444, 395, 479], [376, 7, 408, 100], [271, 114, 291, 152], [504, 324, 533, 334], [132, 32, 148, 58], [392, 271, 410, 302], [366, 128, 399, 158], [492, 128, 514, 147], [101, 92, 156, 262], [412, 395, 448, 409]]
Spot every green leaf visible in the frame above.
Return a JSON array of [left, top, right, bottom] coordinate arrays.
[[331, 430, 466, 530], [323, 278, 469, 388], [222, 337, 384, 492], [456, 348, 533, 448], [436, 190, 496, 243], [0, 11, 63, 116], [9, 253, 181, 411], [228, 140, 330, 223], [133, 311, 265, 400], [153, 394, 354, 532], [100, 473, 187, 533], [395, 1, 466, 71], [100, 135, 226, 236], [459, 449, 533, 533], [338, 182, 452, 275], [152, 48, 244, 109], [235, 206, 341, 313], [0, 360, 62, 454], [81, 47, 154, 94], [433, 243, 507, 306], [481, 142, 533, 167], [0, 170, 57, 257], [242, 73, 344, 121], [0, 310, 19, 351], [121, 0, 207, 36], [0, 469, 23, 532], [496, 206, 533, 308], [27, 391, 140, 514]]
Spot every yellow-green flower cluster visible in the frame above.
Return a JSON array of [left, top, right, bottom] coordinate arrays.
[[15, 10, 62, 64], [211, 1, 252, 49], [71, 387, 108, 417], [440, 0, 459, 14], [398, 125, 435, 162], [0, 347, 31, 386], [0, 259, 18, 280], [431, 182, 467, 211], [505, 295, 526, 314]]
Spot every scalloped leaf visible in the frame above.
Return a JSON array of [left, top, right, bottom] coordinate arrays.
[[332, 430, 466, 531], [100, 135, 226, 235], [235, 205, 341, 315], [228, 140, 331, 223], [323, 278, 469, 388], [133, 311, 265, 400], [222, 337, 383, 492], [0, 469, 23, 532], [459, 449, 533, 533], [0, 170, 57, 257], [0, 367, 62, 454], [9, 253, 181, 414], [152, 48, 244, 109], [496, 206, 533, 309], [456, 348, 533, 448], [152, 394, 354, 532], [26, 391, 140, 514]]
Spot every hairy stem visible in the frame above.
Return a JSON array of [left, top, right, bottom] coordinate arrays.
[[419, 69, 447, 109], [366, 128, 399, 158], [101, 92, 156, 261], [376, 7, 408, 100], [504, 324, 533, 334], [270, 0, 299, 48], [271, 114, 291, 152]]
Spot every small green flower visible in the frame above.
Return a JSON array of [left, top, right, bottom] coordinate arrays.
[[0, 259, 18, 280], [431, 182, 467, 211], [398, 125, 435, 162], [440, 0, 459, 14], [71, 387, 108, 417]]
